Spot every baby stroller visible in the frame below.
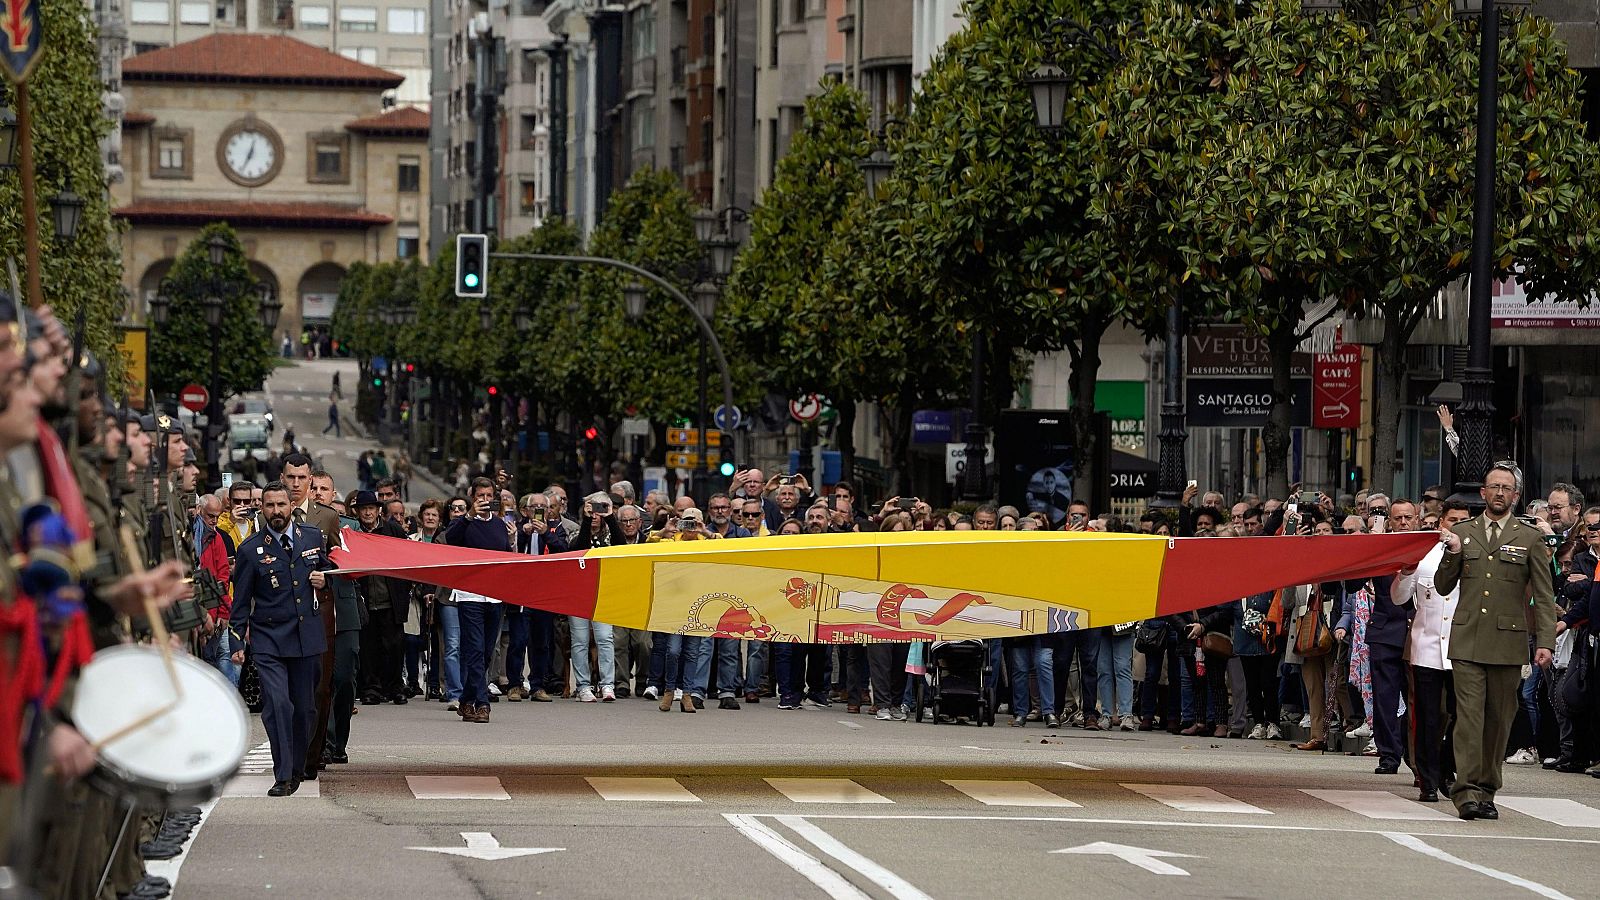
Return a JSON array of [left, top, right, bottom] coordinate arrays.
[[915, 640, 996, 726]]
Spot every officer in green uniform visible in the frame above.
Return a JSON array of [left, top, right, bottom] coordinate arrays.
[[1434, 462, 1557, 821]]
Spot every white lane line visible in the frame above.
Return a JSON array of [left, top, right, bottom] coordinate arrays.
[[224, 775, 320, 798], [1495, 797, 1600, 828], [1056, 761, 1102, 771], [144, 798, 218, 889], [765, 778, 893, 804], [749, 813, 1600, 844], [406, 775, 510, 800], [1382, 832, 1574, 899], [943, 780, 1082, 808], [837, 720, 864, 730], [1303, 789, 1454, 821], [776, 815, 934, 900], [585, 776, 701, 802], [723, 814, 871, 900], [1124, 784, 1271, 815]]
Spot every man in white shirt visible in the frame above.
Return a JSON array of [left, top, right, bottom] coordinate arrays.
[[1396, 499, 1472, 802]]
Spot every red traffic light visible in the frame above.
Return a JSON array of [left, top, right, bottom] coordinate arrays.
[[487, 385, 499, 396], [405, 363, 415, 373], [583, 426, 599, 441]]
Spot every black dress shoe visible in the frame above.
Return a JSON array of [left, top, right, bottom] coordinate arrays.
[[360, 694, 382, 705], [268, 780, 293, 797], [392, 695, 408, 705], [289, 778, 302, 795], [718, 697, 741, 710], [1480, 801, 1499, 820], [1418, 788, 1439, 803], [1374, 761, 1400, 775], [330, 752, 349, 764], [692, 696, 705, 710], [1457, 800, 1483, 820], [1557, 759, 1589, 773]]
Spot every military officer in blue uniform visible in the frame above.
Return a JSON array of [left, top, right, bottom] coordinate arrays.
[[229, 481, 332, 796]]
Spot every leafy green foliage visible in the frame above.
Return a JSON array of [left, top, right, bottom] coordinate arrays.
[[147, 224, 273, 398], [0, 0, 128, 382]]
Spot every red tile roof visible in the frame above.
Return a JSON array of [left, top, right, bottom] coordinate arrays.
[[123, 34, 405, 89], [121, 111, 156, 127], [114, 199, 393, 230], [346, 105, 430, 137]]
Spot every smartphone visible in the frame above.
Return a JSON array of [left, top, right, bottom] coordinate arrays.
[[1071, 512, 1087, 524], [221, 471, 234, 490], [1186, 480, 1198, 491], [1298, 491, 1318, 506], [896, 498, 916, 512], [777, 474, 795, 486], [592, 501, 612, 516]]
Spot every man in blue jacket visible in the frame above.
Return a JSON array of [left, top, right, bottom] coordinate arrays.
[[230, 481, 331, 796]]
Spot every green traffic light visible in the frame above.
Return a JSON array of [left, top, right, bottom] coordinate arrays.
[[372, 377, 382, 387], [718, 461, 736, 477], [464, 273, 480, 288]]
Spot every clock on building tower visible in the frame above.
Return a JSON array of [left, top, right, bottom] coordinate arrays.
[[218, 119, 283, 187]]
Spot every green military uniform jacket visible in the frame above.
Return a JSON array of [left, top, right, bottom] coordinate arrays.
[[1435, 513, 1556, 666], [72, 449, 131, 649]]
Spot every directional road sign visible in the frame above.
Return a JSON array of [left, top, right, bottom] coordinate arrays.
[[714, 404, 742, 431]]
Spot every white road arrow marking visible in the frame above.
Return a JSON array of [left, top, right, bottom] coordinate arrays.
[[407, 832, 564, 861], [1050, 841, 1201, 876]]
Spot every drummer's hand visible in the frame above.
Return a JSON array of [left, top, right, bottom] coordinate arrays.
[[309, 569, 326, 589], [231, 649, 245, 665], [47, 723, 96, 782]]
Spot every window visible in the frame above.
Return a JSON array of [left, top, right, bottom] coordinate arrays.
[[631, 9, 654, 61], [386, 7, 424, 33], [769, 0, 779, 66], [790, 0, 805, 23], [338, 5, 377, 31], [701, 12, 714, 60], [132, 41, 167, 54], [521, 48, 540, 83], [520, 180, 537, 215], [215, 0, 240, 25], [631, 101, 654, 152], [397, 156, 420, 192], [299, 4, 328, 27], [179, 1, 209, 23], [339, 46, 377, 64], [306, 133, 349, 183], [397, 225, 420, 259], [150, 128, 191, 179], [272, 0, 293, 25], [701, 118, 712, 166], [158, 140, 184, 171], [520, 113, 537, 148], [130, 0, 169, 23]]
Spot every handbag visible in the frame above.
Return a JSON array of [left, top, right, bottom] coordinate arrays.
[[1293, 586, 1335, 658], [1134, 619, 1169, 654], [1200, 631, 1234, 658]]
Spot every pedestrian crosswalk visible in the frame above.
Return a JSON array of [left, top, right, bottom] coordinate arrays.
[[216, 770, 1600, 828], [236, 741, 274, 776]]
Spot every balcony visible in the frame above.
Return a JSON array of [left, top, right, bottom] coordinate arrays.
[[628, 55, 655, 97]]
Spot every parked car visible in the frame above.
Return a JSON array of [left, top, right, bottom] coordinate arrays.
[[230, 396, 275, 433]]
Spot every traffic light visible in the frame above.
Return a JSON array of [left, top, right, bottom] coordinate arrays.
[[455, 233, 488, 298], [717, 442, 735, 478], [583, 426, 599, 441], [487, 385, 498, 396], [372, 375, 383, 388]]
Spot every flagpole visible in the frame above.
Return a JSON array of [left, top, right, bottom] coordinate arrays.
[[17, 80, 41, 308]]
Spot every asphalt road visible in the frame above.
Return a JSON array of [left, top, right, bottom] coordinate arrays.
[[166, 696, 1599, 900], [158, 361, 1600, 899]]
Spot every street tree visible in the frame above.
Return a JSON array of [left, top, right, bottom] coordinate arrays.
[[148, 224, 272, 399], [0, 0, 128, 378]]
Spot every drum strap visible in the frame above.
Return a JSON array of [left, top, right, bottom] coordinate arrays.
[[0, 594, 43, 783]]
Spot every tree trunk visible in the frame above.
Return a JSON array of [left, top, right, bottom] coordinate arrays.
[[1261, 322, 1297, 501], [834, 393, 857, 485], [1370, 314, 1408, 498], [883, 402, 914, 496], [1069, 317, 1108, 506]]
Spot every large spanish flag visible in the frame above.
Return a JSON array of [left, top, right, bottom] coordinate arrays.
[[331, 530, 1436, 643]]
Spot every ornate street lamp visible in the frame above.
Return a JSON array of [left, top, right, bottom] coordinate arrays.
[[202, 294, 224, 328], [691, 208, 721, 244], [50, 181, 84, 242], [705, 240, 737, 281], [622, 283, 648, 321], [691, 282, 719, 322], [148, 291, 170, 325], [1025, 64, 1071, 133], [857, 147, 894, 199], [258, 286, 282, 330], [206, 233, 228, 267]]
